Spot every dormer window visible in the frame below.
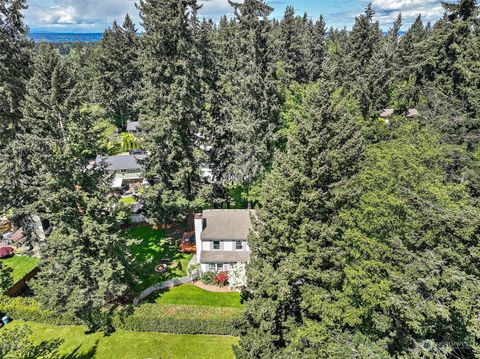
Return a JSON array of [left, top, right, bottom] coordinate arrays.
[[235, 241, 243, 251], [213, 241, 220, 250]]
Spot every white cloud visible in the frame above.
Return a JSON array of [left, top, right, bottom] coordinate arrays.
[[25, 0, 138, 31], [371, 0, 444, 26]]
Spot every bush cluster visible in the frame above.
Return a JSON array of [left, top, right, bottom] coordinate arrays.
[[114, 303, 242, 336], [200, 271, 215, 285]]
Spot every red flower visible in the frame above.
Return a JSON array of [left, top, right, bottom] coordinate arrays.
[[214, 271, 228, 287]]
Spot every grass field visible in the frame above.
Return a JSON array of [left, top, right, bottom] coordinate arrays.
[[119, 196, 136, 206], [124, 226, 192, 293], [8, 321, 238, 359], [149, 284, 243, 308], [0, 255, 39, 283]]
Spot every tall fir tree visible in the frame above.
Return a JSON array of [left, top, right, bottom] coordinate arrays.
[[236, 83, 366, 357], [217, 0, 281, 194], [136, 0, 205, 223], [278, 6, 306, 82], [96, 14, 140, 127], [0, 0, 32, 155], [3, 44, 130, 331], [304, 15, 327, 82]]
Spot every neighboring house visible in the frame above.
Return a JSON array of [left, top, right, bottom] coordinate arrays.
[[380, 108, 419, 118], [126, 121, 139, 134], [195, 209, 254, 273], [96, 154, 147, 188]]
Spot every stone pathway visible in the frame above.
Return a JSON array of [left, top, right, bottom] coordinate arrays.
[[134, 276, 193, 305]]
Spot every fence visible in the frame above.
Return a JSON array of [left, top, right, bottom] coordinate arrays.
[[5, 267, 39, 297]]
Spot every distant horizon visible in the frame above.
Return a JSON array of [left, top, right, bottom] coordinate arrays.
[[25, 0, 445, 33]]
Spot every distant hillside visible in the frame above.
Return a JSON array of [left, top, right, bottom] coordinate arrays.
[[30, 33, 103, 43]]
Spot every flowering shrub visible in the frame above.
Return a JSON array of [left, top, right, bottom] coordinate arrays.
[[0, 247, 14, 259], [214, 271, 228, 287], [228, 262, 247, 291]]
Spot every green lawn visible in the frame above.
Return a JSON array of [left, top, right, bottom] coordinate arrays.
[[9, 321, 238, 359], [149, 284, 243, 308], [119, 196, 136, 206], [0, 255, 39, 283], [124, 226, 192, 294]]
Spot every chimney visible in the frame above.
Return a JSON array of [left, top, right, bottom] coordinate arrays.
[[194, 213, 204, 263]]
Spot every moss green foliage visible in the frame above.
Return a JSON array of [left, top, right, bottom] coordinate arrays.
[[124, 226, 192, 293], [1, 255, 39, 283], [149, 284, 242, 308], [115, 303, 243, 336], [10, 321, 238, 359]]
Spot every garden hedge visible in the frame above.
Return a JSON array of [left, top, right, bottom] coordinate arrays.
[[0, 296, 242, 336], [114, 303, 243, 336], [0, 295, 79, 326]]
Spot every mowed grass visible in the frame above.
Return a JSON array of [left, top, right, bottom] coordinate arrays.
[[0, 255, 39, 283], [124, 226, 192, 294], [9, 321, 238, 359], [149, 284, 243, 308], [119, 196, 136, 206]]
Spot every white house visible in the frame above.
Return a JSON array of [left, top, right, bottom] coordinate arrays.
[[195, 209, 254, 273]]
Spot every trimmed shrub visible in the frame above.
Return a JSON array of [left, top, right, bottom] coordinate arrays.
[[0, 295, 78, 326], [114, 303, 243, 336], [200, 271, 215, 285]]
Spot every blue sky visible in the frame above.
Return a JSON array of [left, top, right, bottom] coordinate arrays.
[[25, 0, 445, 33]]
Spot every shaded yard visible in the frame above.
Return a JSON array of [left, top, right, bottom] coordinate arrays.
[[149, 284, 243, 308], [123, 226, 192, 294], [8, 321, 238, 359], [0, 255, 39, 283]]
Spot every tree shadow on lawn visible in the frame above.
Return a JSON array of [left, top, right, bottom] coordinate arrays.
[[59, 341, 99, 359], [123, 225, 192, 294]]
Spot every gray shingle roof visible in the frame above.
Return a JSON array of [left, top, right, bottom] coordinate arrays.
[[200, 209, 255, 241], [126, 121, 139, 132], [200, 250, 250, 263], [96, 155, 146, 172]]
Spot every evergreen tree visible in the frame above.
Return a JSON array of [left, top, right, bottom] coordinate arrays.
[[96, 14, 140, 127], [136, 0, 205, 224], [217, 0, 281, 193], [346, 4, 386, 117], [305, 15, 327, 82], [0, 0, 32, 150], [236, 83, 365, 357], [332, 122, 480, 357], [2, 44, 130, 332], [279, 6, 306, 82]]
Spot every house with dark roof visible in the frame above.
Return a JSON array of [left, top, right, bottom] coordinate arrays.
[[194, 209, 254, 273], [95, 154, 147, 188]]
